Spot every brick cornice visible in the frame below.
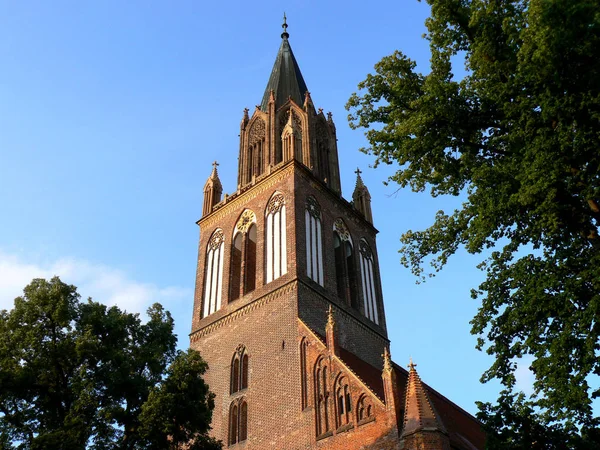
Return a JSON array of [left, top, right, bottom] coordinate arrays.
[[197, 161, 295, 229], [189, 280, 298, 342]]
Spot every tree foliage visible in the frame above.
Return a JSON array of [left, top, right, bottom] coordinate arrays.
[[347, 0, 600, 441], [0, 277, 221, 449]]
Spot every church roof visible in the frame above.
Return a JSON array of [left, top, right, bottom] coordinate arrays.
[[260, 16, 309, 112]]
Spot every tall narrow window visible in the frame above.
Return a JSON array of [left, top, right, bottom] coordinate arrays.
[[314, 357, 330, 436], [333, 219, 358, 308], [266, 193, 287, 283], [357, 394, 373, 423], [239, 401, 248, 442], [230, 210, 257, 301], [231, 345, 249, 394], [305, 196, 324, 286], [300, 338, 309, 409], [245, 225, 257, 293], [359, 239, 379, 325], [231, 356, 240, 394], [203, 229, 225, 318], [229, 403, 238, 445], [335, 376, 352, 428], [229, 399, 248, 445]]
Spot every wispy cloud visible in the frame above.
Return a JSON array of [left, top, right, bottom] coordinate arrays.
[[0, 251, 192, 343]]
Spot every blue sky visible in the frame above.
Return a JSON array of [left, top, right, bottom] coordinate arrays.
[[0, 0, 515, 415]]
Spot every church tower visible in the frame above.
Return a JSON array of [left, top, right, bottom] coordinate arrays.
[[189, 17, 485, 450]]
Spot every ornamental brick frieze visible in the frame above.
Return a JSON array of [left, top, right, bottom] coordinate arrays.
[[199, 164, 294, 229]]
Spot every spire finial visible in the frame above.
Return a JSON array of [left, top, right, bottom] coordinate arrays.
[[408, 356, 417, 371], [281, 12, 289, 39], [326, 304, 335, 327], [382, 346, 392, 372], [355, 167, 362, 176], [212, 161, 219, 170]]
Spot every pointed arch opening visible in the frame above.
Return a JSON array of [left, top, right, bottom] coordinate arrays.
[[266, 192, 287, 283], [231, 345, 249, 395], [359, 239, 379, 324], [314, 357, 331, 436], [335, 375, 352, 428], [305, 196, 324, 286], [333, 219, 358, 308], [229, 210, 258, 301], [203, 229, 225, 318]]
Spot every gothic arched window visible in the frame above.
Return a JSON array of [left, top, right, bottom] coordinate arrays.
[[314, 357, 330, 436], [229, 402, 238, 445], [246, 118, 266, 184], [333, 219, 358, 309], [305, 196, 324, 286], [335, 375, 352, 428], [231, 345, 249, 394], [229, 210, 257, 301], [228, 399, 248, 445], [359, 239, 379, 325], [265, 192, 287, 283], [356, 394, 373, 423], [203, 229, 225, 318]]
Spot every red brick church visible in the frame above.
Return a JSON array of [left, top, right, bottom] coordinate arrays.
[[189, 18, 485, 450]]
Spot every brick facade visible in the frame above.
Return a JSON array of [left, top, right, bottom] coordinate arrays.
[[189, 22, 485, 450]]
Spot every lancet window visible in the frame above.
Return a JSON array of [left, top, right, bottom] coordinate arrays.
[[333, 219, 358, 309], [314, 357, 330, 436], [228, 399, 248, 445], [281, 109, 303, 163], [231, 345, 249, 394], [356, 394, 373, 423], [230, 210, 257, 301], [359, 239, 379, 325], [203, 229, 225, 318], [305, 196, 324, 286], [265, 192, 287, 283], [245, 118, 266, 184], [335, 375, 352, 428]]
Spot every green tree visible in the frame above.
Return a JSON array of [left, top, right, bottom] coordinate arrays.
[[0, 277, 221, 449], [347, 0, 600, 443]]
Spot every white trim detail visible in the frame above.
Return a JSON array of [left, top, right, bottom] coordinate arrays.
[[266, 193, 287, 283], [359, 239, 379, 325], [305, 197, 324, 286], [203, 229, 225, 317]]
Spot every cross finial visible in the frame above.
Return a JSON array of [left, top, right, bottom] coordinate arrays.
[[355, 167, 362, 176], [408, 356, 417, 371], [212, 161, 219, 170], [281, 13, 289, 39]]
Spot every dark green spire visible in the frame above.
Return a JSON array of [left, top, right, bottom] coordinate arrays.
[[260, 15, 309, 111]]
